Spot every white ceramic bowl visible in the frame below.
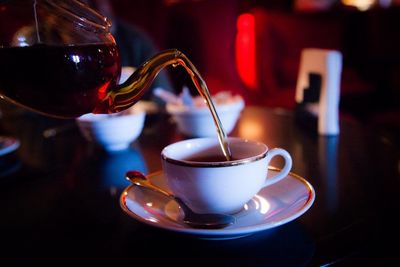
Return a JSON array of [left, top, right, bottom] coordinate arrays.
[[166, 98, 244, 137], [76, 108, 145, 152]]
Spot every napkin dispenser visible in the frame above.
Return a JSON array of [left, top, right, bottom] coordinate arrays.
[[295, 48, 342, 135]]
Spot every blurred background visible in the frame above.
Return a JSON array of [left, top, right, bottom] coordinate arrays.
[[101, 0, 399, 130]]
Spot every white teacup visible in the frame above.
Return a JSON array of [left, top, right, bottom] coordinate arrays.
[[161, 137, 292, 214]]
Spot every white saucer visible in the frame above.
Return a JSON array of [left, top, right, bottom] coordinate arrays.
[[120, 167, 315, 240], [0, 136, 20, 156]]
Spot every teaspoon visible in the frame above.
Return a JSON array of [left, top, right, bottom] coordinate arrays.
[[126, 171, 236, 229]]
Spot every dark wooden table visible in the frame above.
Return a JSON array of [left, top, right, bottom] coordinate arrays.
[[0, 105, 398, 266]]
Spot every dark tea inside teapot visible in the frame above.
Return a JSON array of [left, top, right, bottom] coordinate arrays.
[[0, 43, 121, 118], [0, 0, 121, 118]]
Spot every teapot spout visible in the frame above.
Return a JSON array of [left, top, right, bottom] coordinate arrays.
[[93, 48, 232, 161], [93, 49, 186, 114]]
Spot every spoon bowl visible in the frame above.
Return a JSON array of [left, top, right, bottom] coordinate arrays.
[[126, 171, 236, 229]]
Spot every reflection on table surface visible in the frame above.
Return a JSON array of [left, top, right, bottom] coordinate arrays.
[[0, 105, 398, 266]]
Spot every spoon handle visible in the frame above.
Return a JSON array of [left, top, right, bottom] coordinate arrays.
[[126, 171, 174, 199]]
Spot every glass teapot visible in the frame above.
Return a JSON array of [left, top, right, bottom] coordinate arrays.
[[0, 0, 204, 118]]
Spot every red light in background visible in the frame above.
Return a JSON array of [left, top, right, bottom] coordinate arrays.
[[235, 13, 257, 90]]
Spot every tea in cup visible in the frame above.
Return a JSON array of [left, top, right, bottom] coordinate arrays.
[[161, 137, 292, 214]]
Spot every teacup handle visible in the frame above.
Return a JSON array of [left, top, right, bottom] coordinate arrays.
[[263, 148, 292, 187]]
